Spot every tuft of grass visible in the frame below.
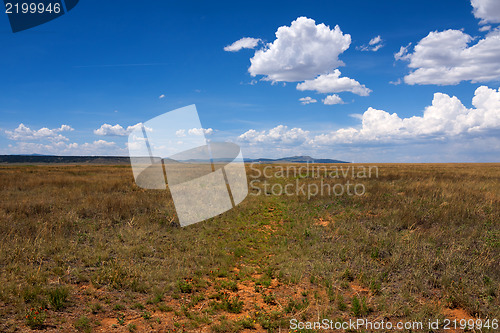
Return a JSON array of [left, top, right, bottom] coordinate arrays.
[[131, 302, 144, 310], [74, 315, 91, 333], [113, 303, 125, 311], [47, 286, 69, 311], [337, 294, 347, 311], [90, 302, 103, 314], [351, 295, 370, 316]]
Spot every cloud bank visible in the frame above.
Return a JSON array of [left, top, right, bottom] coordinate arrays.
[[239, 86, 500, 146], [5, 124, 73, 141]]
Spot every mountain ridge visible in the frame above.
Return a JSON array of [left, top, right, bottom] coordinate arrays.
[[0, 155, 349, 164]]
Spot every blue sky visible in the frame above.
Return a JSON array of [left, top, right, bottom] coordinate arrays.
[[1, 0, 499, 162]]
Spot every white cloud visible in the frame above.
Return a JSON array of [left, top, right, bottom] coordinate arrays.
[[299, 97, 317, 105], [224, 37, 262, 52], [311, 85, 500, 144], [471, 0, 500, 24], [175, 129, 186, 137], [188, 128, 214, 136], [159, 94, 166, 99], [369, 35, 382, 45], [479, 25, 492, 32], [394, 43, 411, 61], [80, 140, 117, 150], [322, 94, 343, 105], [238, 86, 500, 149], [248, 17, 351, 82], [396, 29, 500, 85], [296, 69, 371, 96], [358, 35, 384, 52], [5, 140, 121, 156], [389, 78, 402, 85], [238, 125, 309, 145], [94, 123, 148, 136], [5, 124, 73, 141]]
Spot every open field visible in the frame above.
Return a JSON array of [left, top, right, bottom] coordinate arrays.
[[0, 163, 498, 332]]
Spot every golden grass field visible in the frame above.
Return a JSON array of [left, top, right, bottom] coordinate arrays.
[[0, 163, 498, 332]]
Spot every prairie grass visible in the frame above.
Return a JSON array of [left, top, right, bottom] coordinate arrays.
[[0, 163, 498, 332]]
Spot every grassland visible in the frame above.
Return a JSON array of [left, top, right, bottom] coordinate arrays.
[[0, 163, 498, 332]]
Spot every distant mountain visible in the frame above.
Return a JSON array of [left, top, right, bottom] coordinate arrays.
[[245, 155, 349, 164], [0, 155, 349, 164]]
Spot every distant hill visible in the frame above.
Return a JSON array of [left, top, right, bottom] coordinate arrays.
[[245, 155, 349, 164], [0, 155, 349, 164]]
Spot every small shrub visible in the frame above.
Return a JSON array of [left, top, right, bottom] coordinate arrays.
[[226, 296, 243, 313], [178, 280, 193, 293], [238, 317, 255, 329], [117, 313, 125, 325], [25, 307, 47, 329], [90, 302, 103, 314], [263, 292, 276, 305]]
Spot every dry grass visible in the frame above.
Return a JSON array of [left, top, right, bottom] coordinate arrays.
[[0, 163, 498, 332]]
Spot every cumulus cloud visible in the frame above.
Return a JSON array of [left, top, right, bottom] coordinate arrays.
[[396, 29, 500, 85], [224, 37, 262, 52], [358, 35, 384, 51], [248, 17, 351, 82], [94, 123, 149, 136], [5, 124, 73, 141], [471, 0, 500, 24], [188, 128, 214, 136], [299, 97, 317, 105], [322, 94, 343, 105], [311, 85, 500, 144], [296, 69, 371, 96], [238, 125, 309, 145]]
